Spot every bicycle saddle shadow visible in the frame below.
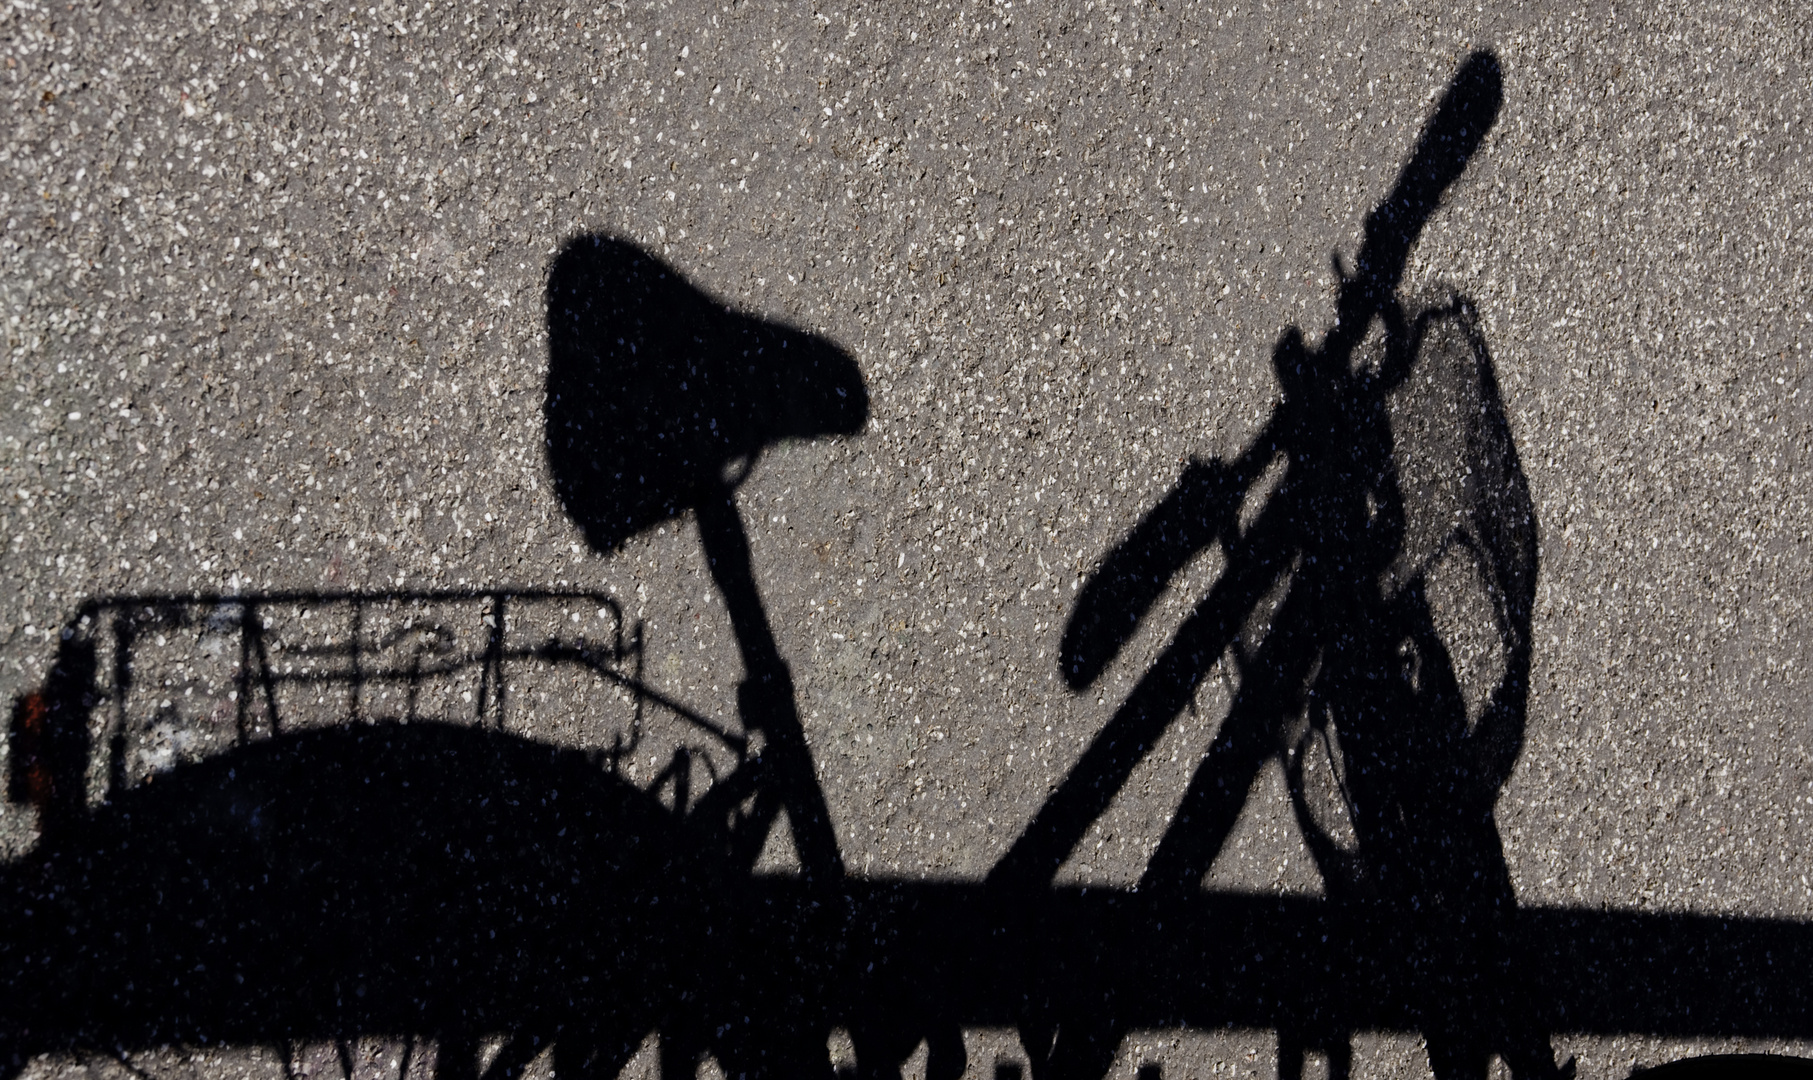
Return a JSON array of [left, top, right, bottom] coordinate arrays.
[[544, 235, 869, 551]]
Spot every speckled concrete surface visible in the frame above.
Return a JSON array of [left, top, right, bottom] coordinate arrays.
[[3, 1, 1812, 1078]]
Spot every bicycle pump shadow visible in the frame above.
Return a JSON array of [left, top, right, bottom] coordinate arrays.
[[988, 51, 1570, 1080]]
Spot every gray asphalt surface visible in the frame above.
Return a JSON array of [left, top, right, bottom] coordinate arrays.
[[3, 1, 1812, 1078]]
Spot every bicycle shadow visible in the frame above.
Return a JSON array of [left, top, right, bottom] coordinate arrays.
[[7, 46, 1813, 1080]]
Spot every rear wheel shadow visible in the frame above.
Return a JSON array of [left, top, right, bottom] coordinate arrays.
[[0, 722, 710, 1080]]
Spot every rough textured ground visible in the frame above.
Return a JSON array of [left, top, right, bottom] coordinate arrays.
[[3, 1, 1812, 1078]]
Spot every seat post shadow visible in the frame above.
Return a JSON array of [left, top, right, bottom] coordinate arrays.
[[544, 234, 870, 1076]]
